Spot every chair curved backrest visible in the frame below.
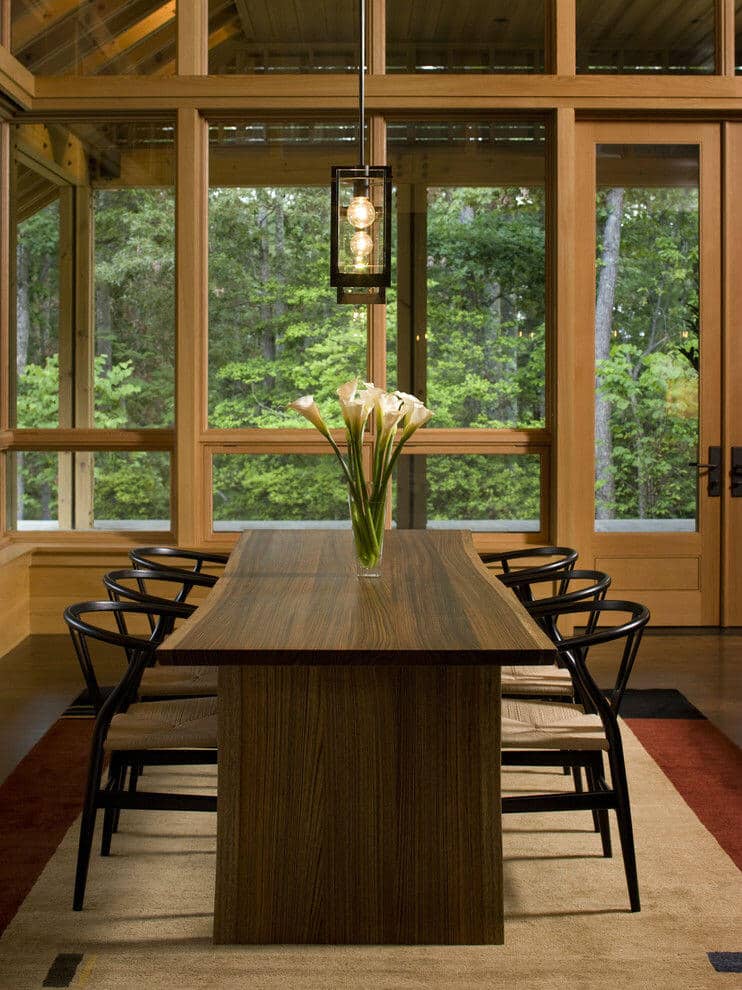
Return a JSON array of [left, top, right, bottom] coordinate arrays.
[[129, 546, 229, 575], [514, 568, 611, 613], [104, 567, 218, 608], [479, 546, 579, 603], [64, 599, 195, 713], [527, 598, 650, 716]]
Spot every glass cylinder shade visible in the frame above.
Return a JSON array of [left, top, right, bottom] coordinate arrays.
[[331, 166, 392, 303]]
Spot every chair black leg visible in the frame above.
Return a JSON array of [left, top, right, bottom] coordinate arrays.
[[74, 745, 105, 911], [101, 755, 124, 856], [608, 745, 640, 912], [587, 755, 612, 857]]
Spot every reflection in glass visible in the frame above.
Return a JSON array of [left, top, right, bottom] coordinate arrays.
[[594, 145, 699, 532], [388, 121, 546, 429], [208, 121, 366, 430], [8, 451, 170, 530], [577, 0, 714, 74], [212, 455, 349, 530], [11, 0, 176, 75], [394, 454, 541, 532], [208, 0, 357, 73], [387, 1, 544, 73]]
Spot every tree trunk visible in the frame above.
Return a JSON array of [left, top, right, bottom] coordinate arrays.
[[16, 240, 30, 381], [594, 187, 624, 520], [258, 202, 276, 394]]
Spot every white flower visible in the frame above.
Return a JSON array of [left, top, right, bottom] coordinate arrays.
[[288, 395, 329, 436], [407, 403, 433, 430], [357, 382, 385, 415], [342, 398, 368, 434], [376, 392, 405, 434], [394, 390, 424, 424], [337, 379, 359, 404]]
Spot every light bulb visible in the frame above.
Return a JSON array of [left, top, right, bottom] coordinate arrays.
[[346, 196, 376, 230], [350, 230, 373, 258]]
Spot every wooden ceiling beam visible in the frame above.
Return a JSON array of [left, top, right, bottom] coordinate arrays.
[[78, 1, 175, 74]]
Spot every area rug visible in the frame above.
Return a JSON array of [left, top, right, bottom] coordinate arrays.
[[0, 718, 740, 989]]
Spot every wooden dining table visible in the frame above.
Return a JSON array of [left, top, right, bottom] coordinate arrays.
[[157, 528, 556, 946]]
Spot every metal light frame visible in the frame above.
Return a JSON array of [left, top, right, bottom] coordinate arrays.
[[330, 1, 392, 304]]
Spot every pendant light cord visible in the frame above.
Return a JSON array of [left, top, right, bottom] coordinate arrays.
[[359, 0, 365, 169]]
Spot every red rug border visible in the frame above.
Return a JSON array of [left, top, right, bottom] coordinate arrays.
[[625, 716, 742, 870]]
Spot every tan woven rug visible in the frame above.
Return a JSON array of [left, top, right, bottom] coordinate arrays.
[[0, 723, 739, 989]]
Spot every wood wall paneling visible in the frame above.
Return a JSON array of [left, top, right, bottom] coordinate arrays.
[[0, 546, 30, 651]]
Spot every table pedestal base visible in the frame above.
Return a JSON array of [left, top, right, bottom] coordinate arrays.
[[215, 664, 502, 945]]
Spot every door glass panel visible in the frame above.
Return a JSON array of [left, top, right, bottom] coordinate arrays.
[[577, 0, 715, 74], [594, 145, 699, 533], [394, 454, 542, 532]]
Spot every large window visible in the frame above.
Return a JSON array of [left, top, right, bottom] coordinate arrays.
[[386, 1, 545, 73], [577, 0, 715, 74], [207, 0, 358, 74], [387, 119, 547, 534], [9, 119, 175, 532], [208, 120, 367, 431]]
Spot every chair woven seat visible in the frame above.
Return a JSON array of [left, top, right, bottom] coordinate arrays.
[[105, 696, 218, 751], [139, 664, 218, 698], [502, 697, 608, 751], [501, 663, 573, 696]]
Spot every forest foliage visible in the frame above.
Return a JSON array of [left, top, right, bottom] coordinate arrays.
[[13, 177, 698, 529]]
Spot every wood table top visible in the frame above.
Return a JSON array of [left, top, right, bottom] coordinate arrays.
[[157, 529, 557, 666]]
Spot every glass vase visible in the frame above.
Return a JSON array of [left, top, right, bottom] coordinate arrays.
[[348, 490, 385, 577]]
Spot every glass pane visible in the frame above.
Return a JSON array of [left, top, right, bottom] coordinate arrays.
[[594, 145, 699, 533], [8, 451, 170, 530], [94, 186, 175, 429], [208, 0, 357, 73], [577, 0, 715, 74], [208, 121, 366, 430], [15, 176, 60, 428], [388, 120, 546, 428], [387, 0, 544, 73], [11, 0, 176, 75], [212, 454, 349, 530], [13, 120, 175, 432], [394, 454, 541, 532]]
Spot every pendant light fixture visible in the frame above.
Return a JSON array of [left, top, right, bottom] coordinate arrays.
[[330, 0, 392, 304]]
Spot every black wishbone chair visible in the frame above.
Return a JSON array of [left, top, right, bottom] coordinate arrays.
[[103, 568, 220, 701], [501, 569, 612, 701], [500, 599, 650, 913], [65, 600, 218, 912], [479, 546, 579, 604], [129, 546, 230, 577]]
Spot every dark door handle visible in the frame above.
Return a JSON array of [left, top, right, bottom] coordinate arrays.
[[732, 447, 742, 497], [690, 447, 721, 497]]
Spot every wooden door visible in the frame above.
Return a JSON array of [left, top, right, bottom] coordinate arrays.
[[571, 123, 721, 625]]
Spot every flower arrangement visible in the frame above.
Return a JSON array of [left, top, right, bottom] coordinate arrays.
[[289, 381, 433, 573]]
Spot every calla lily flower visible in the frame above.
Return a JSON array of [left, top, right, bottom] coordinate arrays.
[[288, 395, 330, 436], [289, 379, 433, 573]]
